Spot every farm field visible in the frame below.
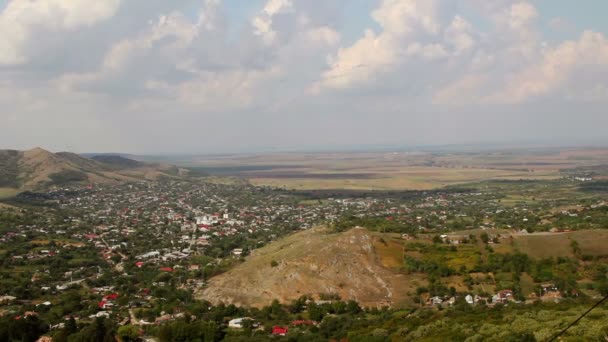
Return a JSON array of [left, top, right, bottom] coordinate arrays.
[[0, 188, 19, 199], [248, 166, 558, 190], [159, 147, 608, 190], [513, 230, 608, 259]]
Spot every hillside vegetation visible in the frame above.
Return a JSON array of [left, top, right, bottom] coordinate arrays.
[[198, 224, 608, 310], [0, 147, 198, 196]]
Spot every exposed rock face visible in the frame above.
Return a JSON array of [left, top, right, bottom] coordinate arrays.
[[197, 227, 408, 308]]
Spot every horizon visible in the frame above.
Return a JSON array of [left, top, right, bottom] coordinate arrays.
[[9, 140, 608, 157]]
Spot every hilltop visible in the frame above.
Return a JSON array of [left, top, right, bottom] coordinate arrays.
[[197, 227, 417, 308], [197, 223, 608, 309], [0, 147, 196, 195]]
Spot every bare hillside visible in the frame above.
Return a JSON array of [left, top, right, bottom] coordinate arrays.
[[197, 227, 416, 308]]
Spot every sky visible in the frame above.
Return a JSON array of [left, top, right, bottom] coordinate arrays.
[[1, 0, 608, 154]]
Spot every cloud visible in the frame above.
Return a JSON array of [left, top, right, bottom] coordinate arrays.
[[1, 0, 608, 152], [494, 30, 608, 103], [312, 0, 442, 91], [252, 0, 294, 44], [0, 0, 121, 65]]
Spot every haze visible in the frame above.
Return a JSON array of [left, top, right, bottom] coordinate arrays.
[[1, 0, 608, 154]]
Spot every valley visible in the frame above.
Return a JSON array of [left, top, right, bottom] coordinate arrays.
[[2, 147, 608, 340]]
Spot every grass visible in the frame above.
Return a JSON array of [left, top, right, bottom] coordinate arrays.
[[403, 241, 482, 272], [372, 235, 406, 269], [0, 188, 19, 199], [511, 230, 608, 259], [520, 272, 537, 295]]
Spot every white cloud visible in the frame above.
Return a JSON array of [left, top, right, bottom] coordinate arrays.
[[252, 0, 294, 44], [372, 0, 439, 35], [2, 0, 608, 152], [493, 30, 608, 103], [507, 2, 538, 31], [0, 0, 121, 65], [305, 26, 340, 47], [444, 16, 475, 55], [313, 0, 442, 91]]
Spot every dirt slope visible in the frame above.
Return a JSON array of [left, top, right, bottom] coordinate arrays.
[[197, 227, 415, 308]]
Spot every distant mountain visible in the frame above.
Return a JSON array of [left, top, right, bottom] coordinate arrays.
[[0, 147, 200, 194]]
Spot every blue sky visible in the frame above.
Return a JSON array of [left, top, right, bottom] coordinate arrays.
[[217, 0, 608, 42], [536, 0, 608, 39]]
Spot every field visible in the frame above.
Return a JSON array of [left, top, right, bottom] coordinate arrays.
[[164, 147, 608, 190], [513, 230, 608, 259], [247, 167, 558, 190], [0, 188, 19, 199]]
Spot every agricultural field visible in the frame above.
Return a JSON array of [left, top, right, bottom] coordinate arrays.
[[513, 230, 608, 259], [0, 188, 19, 199], [163, 147, 608, 191]]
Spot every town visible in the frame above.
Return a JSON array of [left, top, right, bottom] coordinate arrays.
[[1, 176, 608, 340]]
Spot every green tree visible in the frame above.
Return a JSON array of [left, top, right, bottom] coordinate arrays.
[[117, 325, 139, 342]]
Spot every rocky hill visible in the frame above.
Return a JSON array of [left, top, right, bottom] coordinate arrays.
[[197, 227, 415, 308], [0, 147, 195, 193]]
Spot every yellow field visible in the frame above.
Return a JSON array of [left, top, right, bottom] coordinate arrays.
[[174, 148, 608, 191], [249, 166, 558, 190], [0, 188, 19, 199]]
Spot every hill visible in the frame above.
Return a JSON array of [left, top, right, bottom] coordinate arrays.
[[197, 227, 417, 308], [90, 155, 143, 169], [197, 226, 608, 309], [0, 147, 196, 195]]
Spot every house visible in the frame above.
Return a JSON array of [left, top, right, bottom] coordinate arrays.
[[401, 233, 413, 240], [0, 295, 16, 304], [493, 290, 514, 304], [228, 317, 255, 329], [498, 290, 513, 302], [90, 311, 110, 319], [429, 296, 443, 305], [291, 320, 315, 326], [465, 295, 474, 305], [541, 283, 558, 294], [36, 337, 53, 342], [104, 293, 119, 301], [272, 326, 288, 336], [98, 301, 113, 309]]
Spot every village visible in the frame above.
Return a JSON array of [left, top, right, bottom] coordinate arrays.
[[1, 178, 607, 340]]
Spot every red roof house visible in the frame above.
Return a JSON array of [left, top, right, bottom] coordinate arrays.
[[291, 320, 315, 326], [104, 293, 119, 301], [272, 326, 288, 336]]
